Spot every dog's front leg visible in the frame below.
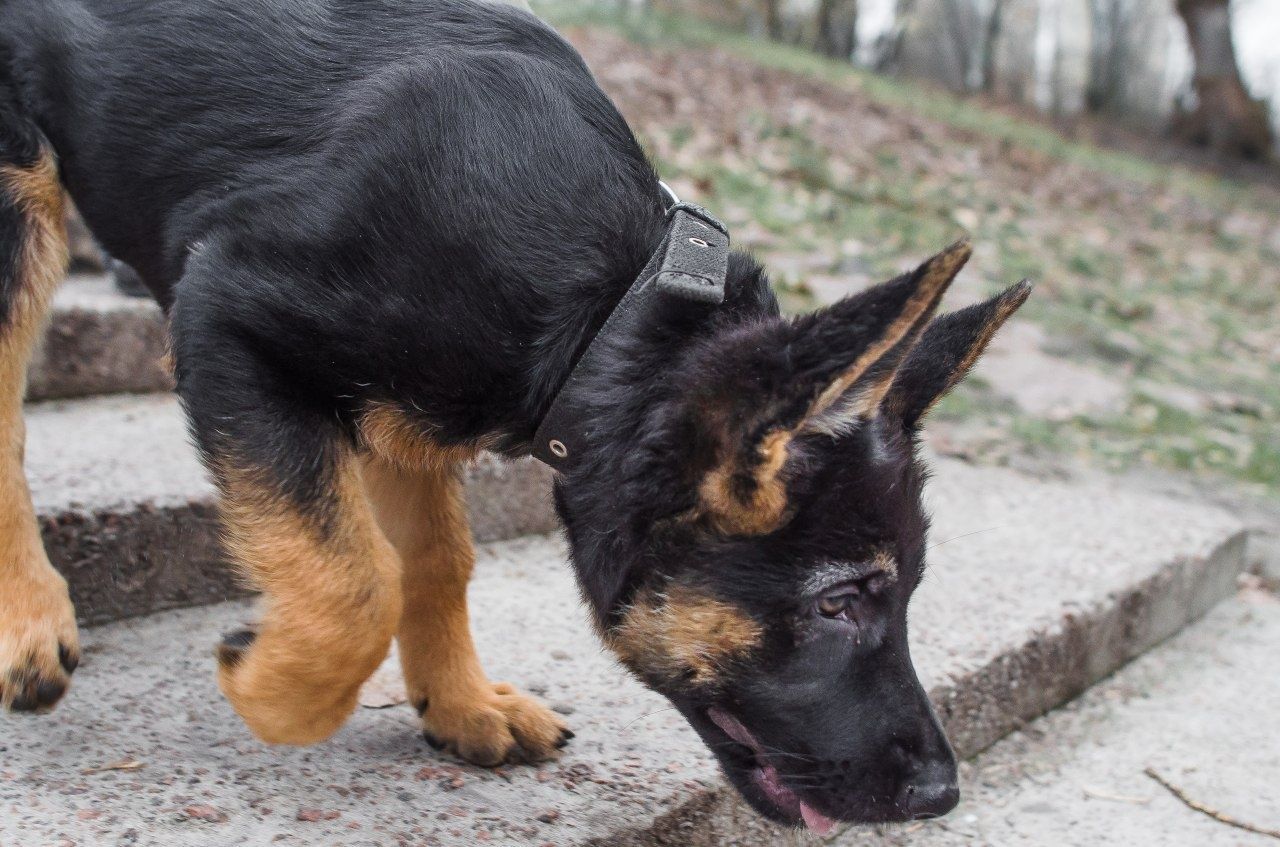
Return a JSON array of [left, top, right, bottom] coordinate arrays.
[[209, 450, 403, 744], [361, 456, 570, 765], [173, 294, 403, 744]]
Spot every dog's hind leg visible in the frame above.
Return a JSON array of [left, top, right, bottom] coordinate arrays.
[[361, 455, 570, 766], [0, 108, 78, 713]]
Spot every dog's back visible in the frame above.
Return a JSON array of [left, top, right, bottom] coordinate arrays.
[[2, 0, 630, 296]]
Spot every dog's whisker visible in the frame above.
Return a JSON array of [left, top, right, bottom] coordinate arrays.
[[705, 738, 823, 764], [928, 525, 1007, 552], [754, 744, 822, 763], [619, 706, 678, 732]]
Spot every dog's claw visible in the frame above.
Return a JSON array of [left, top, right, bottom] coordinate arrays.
[[215, 628, 257, 669], [3, 661, 69, 713], [1, 591, 80, 715], [419, 682, 571, 767], [58, 643, 79, 674]]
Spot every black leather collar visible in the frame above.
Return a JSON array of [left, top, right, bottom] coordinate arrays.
[[531, 200, 731, 470]]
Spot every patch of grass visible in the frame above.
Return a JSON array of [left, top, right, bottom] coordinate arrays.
[[931, 383, 1018, 423]]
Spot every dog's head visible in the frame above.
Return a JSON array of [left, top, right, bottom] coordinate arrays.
[[558, 241, 1029, 832]]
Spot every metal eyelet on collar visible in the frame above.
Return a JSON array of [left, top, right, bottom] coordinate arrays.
[[548, 439, 569, 459], [689, 237, 709, 247]]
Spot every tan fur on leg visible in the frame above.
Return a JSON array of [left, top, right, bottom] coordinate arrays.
[[0, 150, 79, 713], [214, 453, 403, 744], [361, 455, 570, 766]]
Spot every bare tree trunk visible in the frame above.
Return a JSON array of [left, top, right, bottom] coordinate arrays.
[[1085, 0, 1128, 113], [938, 0, 977, 90], [1173, 0, 1272, 159], [761, 0, 783, 41], [980, 0, 1005, 93], [816, 0, 858, 60], [872, 0, 917, 72]]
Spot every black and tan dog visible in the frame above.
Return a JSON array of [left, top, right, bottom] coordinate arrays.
[[0, 0, 1030, 831]]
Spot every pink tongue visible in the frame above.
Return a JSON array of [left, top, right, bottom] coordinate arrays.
[[710, 709, 838, 836], [800, 802, 837, 836]]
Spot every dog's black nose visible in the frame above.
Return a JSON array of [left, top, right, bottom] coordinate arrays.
[[895, 765, 959, 819]]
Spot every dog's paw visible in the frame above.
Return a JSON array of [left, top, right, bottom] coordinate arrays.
[[215, 626, 365, 745], [420, 682, 573, 767], [0, 567, 80, 714]]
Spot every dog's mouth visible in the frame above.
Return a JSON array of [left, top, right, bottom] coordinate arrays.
[[703, 706, 838, 835]]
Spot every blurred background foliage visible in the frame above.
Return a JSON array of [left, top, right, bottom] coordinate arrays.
[[539, 0, 1280, 508]]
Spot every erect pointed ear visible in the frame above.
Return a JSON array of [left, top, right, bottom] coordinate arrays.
[[688, 241, 973, 536], [881, 279, 1033, 430], [798, 239, 974, 436]]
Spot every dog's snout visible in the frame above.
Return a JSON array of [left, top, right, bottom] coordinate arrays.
[[895, 760, 959, 819]]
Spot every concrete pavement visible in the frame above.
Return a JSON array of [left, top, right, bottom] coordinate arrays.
[[0, 484, 1248, 844], [849, 589, 1280, 846]]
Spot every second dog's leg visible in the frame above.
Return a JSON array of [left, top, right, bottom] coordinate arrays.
[[0, 133, 78, 713], [362, 456, 570, 765]]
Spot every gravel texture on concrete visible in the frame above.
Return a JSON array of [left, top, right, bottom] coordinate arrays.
[[25, 395, 558, 625], [27, 275, 173, 402], [0, 464, 1248, 846], [847, 590, 1280, 846]]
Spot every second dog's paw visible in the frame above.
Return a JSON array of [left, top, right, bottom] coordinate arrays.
[[420, 682, 573, 767], [0, 574, 80, 714]]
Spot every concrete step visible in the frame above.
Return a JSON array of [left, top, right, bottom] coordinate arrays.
[[28, 274, 172, 402], [847, 589, 1280, 846], [27, 395, 557, 626], [2, 458, 1249, 845]]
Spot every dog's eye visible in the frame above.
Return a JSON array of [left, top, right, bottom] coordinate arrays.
[[816, 591, 856, 617]]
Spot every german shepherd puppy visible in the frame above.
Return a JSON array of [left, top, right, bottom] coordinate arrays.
[[0, 0, 1029, 831]]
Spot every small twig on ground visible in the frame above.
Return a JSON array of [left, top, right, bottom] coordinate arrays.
[[81, 759, 144, 775], [1082, 785, 1151, 805], [1144, 767, 1280, 841]]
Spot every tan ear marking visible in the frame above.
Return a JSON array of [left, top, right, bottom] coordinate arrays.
[[697, 428, 794, 536], [921, 238, 974, 293], [881, 278, 1033, 426]]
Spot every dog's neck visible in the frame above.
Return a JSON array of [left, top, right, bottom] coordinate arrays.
[[530, 203, 731, 471], [549, 247, 779, 627]]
